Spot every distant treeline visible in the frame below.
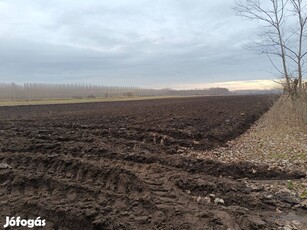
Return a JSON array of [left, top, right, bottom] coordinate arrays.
[[0, 83, 230, 100]]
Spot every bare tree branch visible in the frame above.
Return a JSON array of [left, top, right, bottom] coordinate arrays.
[[235, 0, 307, 95]]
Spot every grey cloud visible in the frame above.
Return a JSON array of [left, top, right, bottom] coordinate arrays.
[[0, 0, 271, 87]]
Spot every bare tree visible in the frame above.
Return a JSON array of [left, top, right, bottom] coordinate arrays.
[[234, 0, 307, 96], [290, 0, 307, 89]]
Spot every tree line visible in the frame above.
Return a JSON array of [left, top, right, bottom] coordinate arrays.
[[0, 83, 230, 100]]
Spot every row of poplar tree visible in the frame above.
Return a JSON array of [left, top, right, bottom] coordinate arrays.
[[0, 83, 230, 100]]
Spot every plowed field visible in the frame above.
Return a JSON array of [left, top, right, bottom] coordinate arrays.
[[0, 95, 305, 229]]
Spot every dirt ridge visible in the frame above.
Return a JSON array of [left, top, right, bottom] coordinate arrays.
[[0, 95, 306, 229]]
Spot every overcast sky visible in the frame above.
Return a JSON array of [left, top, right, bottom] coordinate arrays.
[[0, 0, 277, 89]]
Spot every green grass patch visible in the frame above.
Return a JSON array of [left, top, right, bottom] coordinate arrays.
[[300, 190, 307, 199], [286, 180, 294, 190]]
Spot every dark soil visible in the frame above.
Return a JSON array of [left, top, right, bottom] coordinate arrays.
[[0, 95, 306, 229]]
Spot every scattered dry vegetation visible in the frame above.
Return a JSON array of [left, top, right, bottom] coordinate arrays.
[[186, 95, 307, 168], [0, 96, 187, 107], [293, 88, 307, 124], [184, 95, 307, 229]]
